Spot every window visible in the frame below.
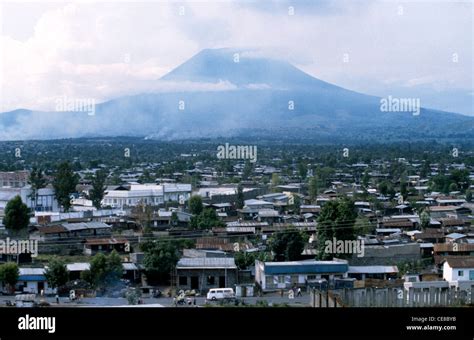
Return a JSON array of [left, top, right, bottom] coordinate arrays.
[[307, 275, 317, 280], [458, 270, 464, 276], [207, 276, 215, 285], [179, 276, 187, 285]]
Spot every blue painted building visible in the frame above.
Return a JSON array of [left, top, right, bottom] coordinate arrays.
[[15, 268, 55, 294], [255, 260, 349, 291]]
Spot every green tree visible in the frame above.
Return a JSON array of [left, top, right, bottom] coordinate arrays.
[[170, 211, 179, 226], [28, 167, 47, 209], [0, 262, 19, 293], [420, 210, 431, 229], [298, 161, 307, 180], [420, 161, 431, 178], [448, 182, 458, 192], [308, 176, 318, 203], [315, 167, 335, 189], [271, 173, 281, 192], [449, 169, 470, 192], [3, 196, 29, 231], [400, 180, 408, 200], [466, 190, 472, 202], [269, 229, 307, 261], [142, 240, 180, 284], [236, 184, 245, 209], [378, 181, 389, 196], [292, 194, 301, 212], [44, 257, 69, 289], [53, 161, 79, 212], [89, 170, 107, 209], [242, 161, 253, 180], [189, 195, 203, 215], [362, 170, 370, 189], [234, 251, 269, 269], [87, 251, 123, 289], [190, 208, 225, 230], [317, 198, 357, 260], [354, 215, 374, 236]]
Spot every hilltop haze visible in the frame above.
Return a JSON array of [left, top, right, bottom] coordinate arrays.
[[0, 48, 472, 141]]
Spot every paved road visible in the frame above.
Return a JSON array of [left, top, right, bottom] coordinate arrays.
[[0, 293, 310, 307]]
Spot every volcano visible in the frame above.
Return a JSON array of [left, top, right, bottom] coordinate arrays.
[[0, 48, 472, 141]]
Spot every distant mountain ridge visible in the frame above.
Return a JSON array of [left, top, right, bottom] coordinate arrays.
[[0, 48, 472, 141]]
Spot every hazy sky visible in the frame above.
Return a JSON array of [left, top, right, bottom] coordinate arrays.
[[0, 0, 472, 114]]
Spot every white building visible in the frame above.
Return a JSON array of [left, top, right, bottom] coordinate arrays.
[[0, 186, 59, 213], [442, 257, 474, 281], [102, 183, 191, 208]]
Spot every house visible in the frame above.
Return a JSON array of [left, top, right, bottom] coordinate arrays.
[[255, 260, 348, 291], [380, 218, 416, 230], [257, 209, 281, 223], [175, 257, 238, 292], [239, 198, 276, 219], [63, 221, 112, 238], [300, 205, 321, 215], [0, 171, 29, 188], [66, 262, 139, 282], [258, 193, 289, 204], [445, 233, 467, 244], [433, 243, 474, 265], [442, 257, 474, 281], [15, 268, 55, 295], [354, 202, 371, 213], [122, 263, 140, 282], [413, 229, 445, 243], [347, 266, 399, 280], [436, 198, 466, 206], [67, 262, 91, 280], [0, 186, 59, 213], [83, 237, 128, 255], [103, 183, 191, 208], [226, 221, 268, 234], [429, 206, 468, 219]]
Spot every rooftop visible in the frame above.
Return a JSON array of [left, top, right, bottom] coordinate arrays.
[[176, 257, 237, 269]]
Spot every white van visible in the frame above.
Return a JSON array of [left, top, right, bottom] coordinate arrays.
[[206, 288, 235, 301]]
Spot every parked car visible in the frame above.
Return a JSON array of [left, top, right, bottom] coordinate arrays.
[[206, 288, 235, 301]]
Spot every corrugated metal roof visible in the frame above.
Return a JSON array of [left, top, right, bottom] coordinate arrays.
[[226, 227, 255, 233], [38, 225, 67, 234], [19, 268, 45, 276], [62, 222, 111, 231], [122, 263, 138, 270], [444, 257, 474, 268], [263, 260, 348, 275], [176, 257, 236, 269], [434, 243, 474, 252], [446, 233, 466, 239], [85, 237, 127, 245], [348, 266, 398, 274], [66, 263, 90, 271]]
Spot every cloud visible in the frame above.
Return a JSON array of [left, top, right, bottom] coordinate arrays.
[[0, 0, 472, 114]]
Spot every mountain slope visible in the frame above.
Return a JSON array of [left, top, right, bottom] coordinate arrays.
[[0, 48, 472, 141]]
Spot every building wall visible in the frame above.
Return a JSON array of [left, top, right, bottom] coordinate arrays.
[[17, 281, 55, 294], [176, 268, 237, 292], [255, 261, 347, 290], [262, 273, 343, 290], [443, 263, 474, 281], [21, 188, 60, 212], [103, 187, 191, 208]]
